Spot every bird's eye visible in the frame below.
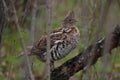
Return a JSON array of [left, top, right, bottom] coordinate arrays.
[[69, 19, 72, 22]]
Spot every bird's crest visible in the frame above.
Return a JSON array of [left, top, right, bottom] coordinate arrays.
[[64, 11, 75, 20], [63, 11, 77, 26]]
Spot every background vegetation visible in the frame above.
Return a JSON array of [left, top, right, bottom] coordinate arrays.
[[0, 0, 120, 80]]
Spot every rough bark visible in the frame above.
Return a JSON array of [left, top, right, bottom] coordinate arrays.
[[51, 25, 120, 80]]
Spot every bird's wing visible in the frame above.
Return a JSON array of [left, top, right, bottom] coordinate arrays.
[[31, 28, 65, 55], [54, 40, 64, 44]]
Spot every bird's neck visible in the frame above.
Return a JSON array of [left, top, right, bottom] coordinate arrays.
[[62, 23, 74, 28]]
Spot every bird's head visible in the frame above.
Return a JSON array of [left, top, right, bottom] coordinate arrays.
[[62, 11, 77, 27]]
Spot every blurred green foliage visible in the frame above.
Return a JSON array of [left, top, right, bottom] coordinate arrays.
[[0, 0, 120, 80]]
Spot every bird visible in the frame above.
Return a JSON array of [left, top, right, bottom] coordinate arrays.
[[19, 11, 80, 70]]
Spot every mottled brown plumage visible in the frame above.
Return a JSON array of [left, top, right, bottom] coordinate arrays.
[[18, 11, 80, 66], [30, 11, 80, 62]]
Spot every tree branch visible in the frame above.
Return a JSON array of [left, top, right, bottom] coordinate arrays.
[[10, 0, 35, 80], [51, 25, 120, 80]]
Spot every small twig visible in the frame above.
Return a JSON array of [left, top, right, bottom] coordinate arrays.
[[10, 0, 34, 80], [45, 0, 52, 80], [20, 0, 32, 25], [29, 0, 37, 74], [2, 0, 10, 21], [30, 0, 37, 44]]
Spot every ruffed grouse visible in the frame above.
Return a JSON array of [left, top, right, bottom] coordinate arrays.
[[20, 11, 80, 69]]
